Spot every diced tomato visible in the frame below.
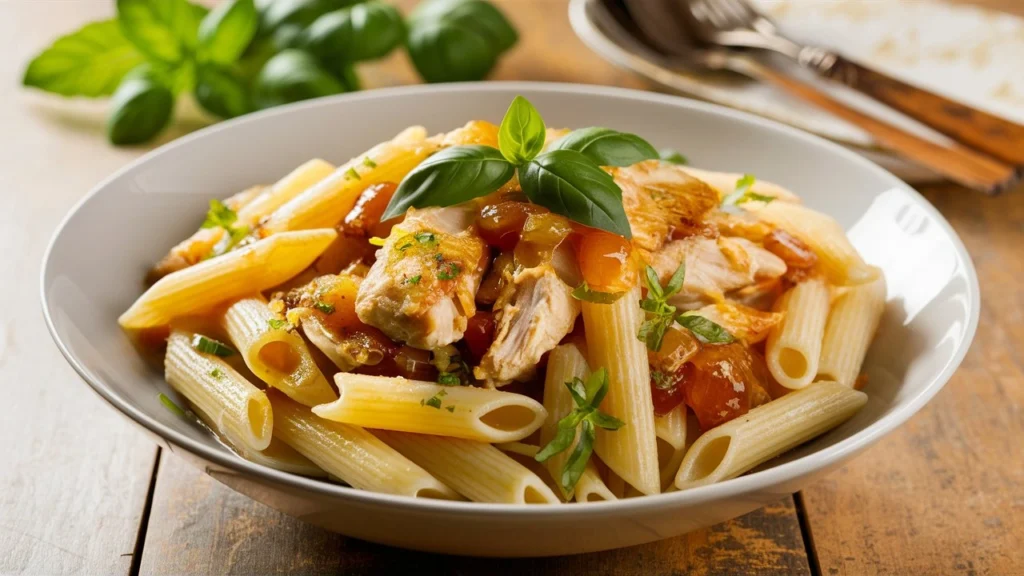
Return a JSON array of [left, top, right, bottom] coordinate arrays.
[[476, 201, 548, 251], [463, 311, 496, 362], [681, 342, 772, 431], [651, 367, 687, 415], [574, 227, 635, 292]]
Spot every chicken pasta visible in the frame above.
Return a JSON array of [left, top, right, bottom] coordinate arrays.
[[123, 96, 883, 503]]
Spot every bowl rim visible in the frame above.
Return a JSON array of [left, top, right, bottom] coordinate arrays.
[[41, 81, 979, 517]]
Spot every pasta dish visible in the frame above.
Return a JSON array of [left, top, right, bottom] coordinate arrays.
[[120, 96, 881, 504]]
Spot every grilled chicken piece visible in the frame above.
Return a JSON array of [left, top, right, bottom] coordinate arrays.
[[356, 206, 487, 349], [612, 160, 720, 255], [650, 236, 787, 308], [475, 264, 581, 387], [281, 274, 392, 372]]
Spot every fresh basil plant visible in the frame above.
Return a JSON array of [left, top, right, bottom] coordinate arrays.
[[405, 0, 517, 83]]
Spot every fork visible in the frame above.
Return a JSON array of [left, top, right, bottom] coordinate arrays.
[[674, 0, 1024, 167]]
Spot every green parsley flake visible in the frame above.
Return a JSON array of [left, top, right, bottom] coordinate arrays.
[[437, 261, 461, 280], [421, 389, 448, 409], [363, 157, 377, 168], [437, 372, 461, 386], [158, 393, 186, 417], [210, 368, 225, 379], [268, 318, 290, 330], [406, 275, 422, 285], [345, 167, 361, 181], [191, 335, 236, 357], [313, 301, 335, 314]]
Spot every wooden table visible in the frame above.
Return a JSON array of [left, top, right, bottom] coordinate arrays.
[[2, 1, 1021, 574]]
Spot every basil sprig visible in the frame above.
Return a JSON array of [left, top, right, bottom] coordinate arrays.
[[638, 262, 735, 350], [383, 95, 656, 237], [535, 368, 624, 494], [721, 174, 774, 208]]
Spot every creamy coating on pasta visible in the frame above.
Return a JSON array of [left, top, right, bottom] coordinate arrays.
[[122, 96, 879, 503]]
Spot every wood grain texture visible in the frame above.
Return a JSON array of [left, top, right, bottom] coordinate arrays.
[[801, 181, 1024, 575], [0, 3, 161, 574], [141, 453, 811, 576]]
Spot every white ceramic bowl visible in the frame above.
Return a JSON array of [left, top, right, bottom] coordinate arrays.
[[41, 83, 978, 557]]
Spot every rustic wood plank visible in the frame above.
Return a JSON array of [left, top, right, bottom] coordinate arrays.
[[0, 3, 163, 574], [800, 181, 1024, 575], [140, 452, 811, 575]]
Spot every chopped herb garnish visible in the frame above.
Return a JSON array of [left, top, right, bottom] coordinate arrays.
[[201, 199, 249, 257], [721, 174, 773, 208], [209, 368, 225, 379], [267, 318, 293, 331], [421, 388, 448, 409], [659, 148, 688, 165], [637, 263, 686, 351], [313, 301, 335, 314], [158, 393, 186, 417], [651, 370, 673, 390], [345, 167, 361, 181], [437, 372, 462, 386], [535, 368, 625, 493], [571, 281, 625, 304], [437, 261, 461, 280], [677, 313, 736, 344], [363, 157, 377, 168], [369, 236, 386, 247], [191, 335, 236, 357], [414, 231, 437, 246], [406, 274, 422, 285], [398, 241, 415, 251], [445, 405, 456, 413]]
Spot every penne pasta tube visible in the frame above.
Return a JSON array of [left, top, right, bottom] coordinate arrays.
[[221, 296, 337, 407], [238, 437, 327, 478], [675, 380, 867, 490], [375, 431, 561, 504], [496, 442, 614, 503], [766, 278, 831, 390], [260, 127, 436, 234], [582, 285, 661, 496], [165, 330, 273, 452], [236, 159, 335, 225], [495, 442, 565, 501], [818, 272, 887, 387], [748, 201, 878, 285], [268, 391, 459, 499], [679, 166, 801, 203], [574, 460, 619, 503], [120, 229, 337, 329], [540, 343, 619, 501], [654, 404, 690, 491], [313, 373, 547, 443]]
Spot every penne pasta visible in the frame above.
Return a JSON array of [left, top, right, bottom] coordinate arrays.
[[120, 229, 337, 329], [766, 278, 831, 390], [236, 159, 335, 226], [495, 442, 568, 501], [268, 391, 459, 499], [376, 431, 561, 504], [679, 166, 801, 203], [582, 285, 661, 496], [574, 460, 619, 503], [748, 201, 878, 285], [313, 373, 547, 443], [221, 296, 336, 407], [818, 272, 887, 387], [540, 343, 590, 500], [238, 437, 327, 478], [165, 329, 273, 453], [654, 404, 690, 491], [260, 127, 436, 234], [675, 380, 867, 490]]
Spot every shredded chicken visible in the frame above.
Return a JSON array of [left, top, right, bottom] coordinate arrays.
[[355, 206, 486, 350], [474, 264, 581, 387], [649, 236, 787, 308], [613, 160, 720, 256], [690, 302, 783, 345]]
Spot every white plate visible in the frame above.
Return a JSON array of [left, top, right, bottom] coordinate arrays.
[[570, 0, 1024, 183], [41, 83, 979, 557]]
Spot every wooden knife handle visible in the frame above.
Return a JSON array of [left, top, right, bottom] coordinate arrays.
[[820, 55, 1024, 167]]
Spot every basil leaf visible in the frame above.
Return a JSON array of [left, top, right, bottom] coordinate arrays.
[[195, 64, 250, 118], [584, 368, 609, 407], [498, 95, 546, 165], [198, 0, 259, 64], [549, 127, 658, 167], [659, 148, 688, 165], [253, 49, 344, 109], [22, 19, 146, 97], [571, 282, 625, 304], [406, 0, 516, 83], [301, 2, 405, 62], [326, 61, 362, 91], [535, 421, 577, 462], [587, 410, 625, 431], [721, 174, 757, 207], [664, 262, 686, 298], [107, 67, 174, 145], [560, 419, 594, 493], [381, 145, 515, 220], [117, 0, 208, 64], [677, 314, 736, 344], [519, 149, 633, 239], [259, 0, 349, 32], [564, 378, 587, 408], [643, 266, 663, 299]]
